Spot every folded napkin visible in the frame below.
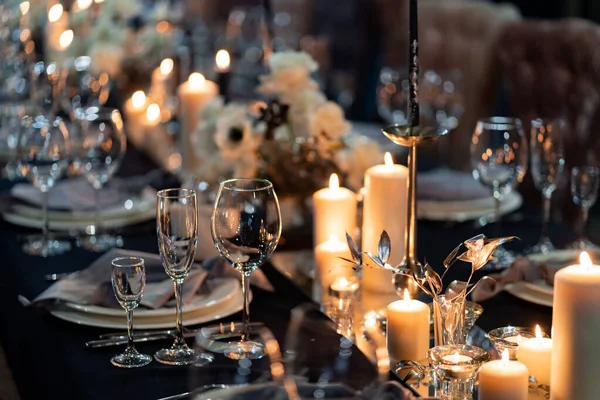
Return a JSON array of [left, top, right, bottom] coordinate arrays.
[[12, 177, 146, 211], [33, 249, 274, 309], [417, 169, 490, 201], [470, 257, 558, 302]]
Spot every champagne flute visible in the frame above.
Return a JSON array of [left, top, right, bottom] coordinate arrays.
[[529, 118, 565, 253], [110, 256, 152, 368], [570, 166, 600, 250], [470, 117, 528, 269], [17, 114, 71, 256], [155, 188, 213, 366], [74, 107, 126, 251], [211, 178, 282, 360]]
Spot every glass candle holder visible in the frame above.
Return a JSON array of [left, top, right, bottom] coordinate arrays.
[[488, 326, 549, 360], [427, 345, 489, 400], [432, 295, 467, 346], [328, 276, 360, 313], [430, 301, 483, 338]]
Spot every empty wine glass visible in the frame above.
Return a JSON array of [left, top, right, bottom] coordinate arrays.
[[211, 178, 281, 360], [110, 256, 152, 368], [529, 118, 565, 254], [570, 166, 600, 250], [155, 188, 213, 366], [17, 114, 71, 256], [471, 117, 528, 269], [62, 56, 111, 111], [74, 107, 126, 251]]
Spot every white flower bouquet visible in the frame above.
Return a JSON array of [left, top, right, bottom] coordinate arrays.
[[191, 51, 383, 197]]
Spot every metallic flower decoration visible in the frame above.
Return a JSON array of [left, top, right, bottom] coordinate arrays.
[[444, 234, 518, 272]]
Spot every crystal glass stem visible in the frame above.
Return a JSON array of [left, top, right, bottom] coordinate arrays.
[[174, 280, 185, 347], [540, 191, 552, 244], [241, 270, 251, 342], [492, 187, 502, 236], [126, 308, 135, 351], [42, 188, 50, 241], [94, 184, 101, 235], [580, 206, 590, 242], [406, 144, 417, 261]]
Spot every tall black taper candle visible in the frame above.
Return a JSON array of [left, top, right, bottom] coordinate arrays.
[[408, 0, 420, 127]]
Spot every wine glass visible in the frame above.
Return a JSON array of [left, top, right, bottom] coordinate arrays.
[[17, 114, 71, 256], [155, 188, 213, 366], [570, 166, 600, 250], [529, 118, 565, 253], [74, 107, 126, 251], [211, 178, 282, 360], [110, 256, 152, 368], [470, 117, 528, 269], [62, 56, 111, 111]]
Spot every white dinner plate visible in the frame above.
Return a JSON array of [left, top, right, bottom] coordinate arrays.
[[65, 278, 239, 318], [504, 282, 553, 307], [418, 191, 522, 222], [50, 290, 248, 329]]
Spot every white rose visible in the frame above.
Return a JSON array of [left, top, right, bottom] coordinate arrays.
[[310, 101, 351, 141], [268, 51, 318, 74], [215, 105, 262, 162]]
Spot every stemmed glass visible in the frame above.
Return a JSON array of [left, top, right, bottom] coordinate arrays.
[[155, 188, 213, 366], [570, 166, 600, 250], [110, 256, 152, 368], [211, 178, 282, 360], [529, 118, 565, 253], [470, 117, 528, 269], [17, 114, 71, 256], [74, 107, 126, 251]]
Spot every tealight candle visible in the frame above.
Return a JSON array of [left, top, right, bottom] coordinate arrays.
[[328, 276, 359, 312], [314, 234, 353, 301], [386, 289, 429, 362], [504, 335, 522, 344], [441, 352, 473, 363], [518, 325, 552, 386], [478, 350, 529, 400], [123, 91, 148, 146], [362, 153, 408, 293], [312, 173, 357, 247], [551, 251, 600, 399], [177, 72, 219, 171]]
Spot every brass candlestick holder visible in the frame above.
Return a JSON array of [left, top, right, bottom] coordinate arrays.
[[382, 125, 449, 298]]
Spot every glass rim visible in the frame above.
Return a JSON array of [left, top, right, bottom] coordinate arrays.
[[156, 188, 197, 199], [111, 256, 145, 268], [477, 116, 522, 130], [220, 178, 274, 192]]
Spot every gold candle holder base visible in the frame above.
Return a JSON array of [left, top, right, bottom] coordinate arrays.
[[382, 124, 449, 298]]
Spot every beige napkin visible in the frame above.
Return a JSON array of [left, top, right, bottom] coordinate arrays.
[[470, 257, 557, 302]]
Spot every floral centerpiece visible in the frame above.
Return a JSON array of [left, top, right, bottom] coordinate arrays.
[[190, 51, 382, 200]]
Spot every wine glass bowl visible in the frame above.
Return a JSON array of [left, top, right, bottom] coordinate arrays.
[[74, 107, 126, 251], [17, 114, 71, 256], [470, 117, 528, 269], [529, 118, 565, 254], [211, 178, 282, 360], [570, 166, 600, 250], [110, 256, 152, 368], [155, 188, 212, 366]]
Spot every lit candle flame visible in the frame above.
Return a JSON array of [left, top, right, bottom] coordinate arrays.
[[501, 349, 509, 365], [451, 351, 461, 364], [48, 4, 63, 23], [535, 324, 543, 341], [160, 58, 174, 76], [188, 72, 205, 90], [59, 30, 74, 49], [327, 234, 341, 245], [20, 1, 30, 15], [403, 288, 411, 302], [146, 104, 160, 124], [216, 49, 231, 71], [580, 251, 592, 270], [516, 334, 522, 344], [77, 0, 93, 11], [364, 311, 377, 329], [384, 152, 394, 167], [329, 173, 340, 190], [131, 91, 146, 109]]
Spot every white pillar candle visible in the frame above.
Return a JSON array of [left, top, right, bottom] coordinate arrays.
[[551, 251, 600, 399], [314, 235, 353, 301], [362, 152, 408, 293], [312, 173, 357, 247], [123, 91, 148, 146], [386, 289, 429, 362], [517, 325, 552, 386], [479, 350, 529, 400], [150, 58, 174, 105], [177, 73, 218, 172]]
